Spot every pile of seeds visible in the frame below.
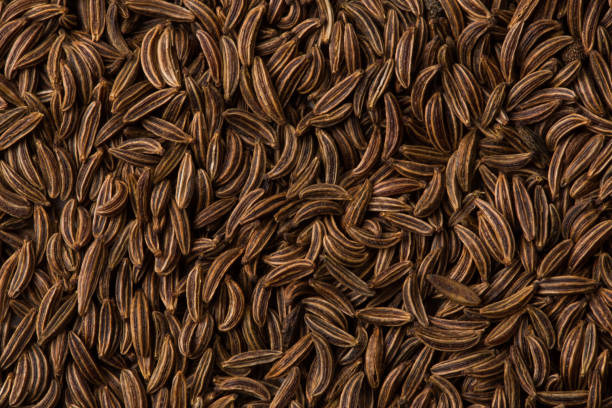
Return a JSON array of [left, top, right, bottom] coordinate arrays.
[[0, 0, 611, 407]]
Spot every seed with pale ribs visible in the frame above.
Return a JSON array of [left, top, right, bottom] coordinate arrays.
[[338, 371, 364, 408], [356, 307, 413, 326], [383, 212, 435, 236], [157, 26, 181, 88], [125, 0, 194, 21], [0, 112, 43, 151], [568, 220, 612, 270], [77, 239, 106, 316], [263, 258, 314, 287], [120, 369, 148, 408], [123, 88, 178, 123], [142, 116, 193, 144], [414, 325, 482, 352], [7, 240, 33, 298], [252, 56, 285, 125], [269, 366, 300, 408], [403, 273, 428, 326], [313, 69, 363, 115], [454, 223, 491, 282], [0, 308, 35, 369], [237, 4, 265, 66], [537, 390, 588, 406], [129, 290, 151, 364], [215, 376, 272, 401], [68, 331, 103, 384], [202, 248, 242, 303], [222, 350, 282, 370], [65, 362, 96, 408], [306, 333, 333, 402], [305, 313, 357, 347], [475, 198, 515, 265], [537, 276, 599, 295], [364, 326, 383, 388], [38, 294, 77, 346], [480, 284, 535, 319], [266, 334, 313, 380]]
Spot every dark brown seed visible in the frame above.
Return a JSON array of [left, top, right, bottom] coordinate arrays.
[[426, 274, 481, 306]]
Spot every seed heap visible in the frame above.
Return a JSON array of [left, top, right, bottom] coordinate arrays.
[[0, 0, 610, 407]]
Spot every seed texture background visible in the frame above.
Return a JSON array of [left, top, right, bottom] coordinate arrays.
[[0, 0, 610, 407]]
